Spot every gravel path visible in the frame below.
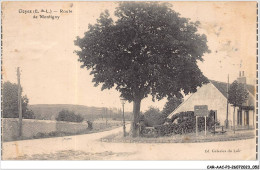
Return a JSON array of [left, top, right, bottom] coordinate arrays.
[[2, 125, 256, 160]]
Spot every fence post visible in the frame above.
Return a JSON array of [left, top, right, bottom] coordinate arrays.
[[204, 116, 206, 136], [196, 116, 198, 136]]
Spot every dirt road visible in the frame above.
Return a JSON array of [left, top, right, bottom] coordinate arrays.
[[2, 125, 256, 160]]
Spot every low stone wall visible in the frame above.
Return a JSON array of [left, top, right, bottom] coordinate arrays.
[[92, 119, 122, 131], [2, 118, 20, 141], [2, 118, 88, 141], [56, 121, 88, 134]]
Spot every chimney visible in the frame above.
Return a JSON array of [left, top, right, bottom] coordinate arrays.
[[237, 71, 246, 84]]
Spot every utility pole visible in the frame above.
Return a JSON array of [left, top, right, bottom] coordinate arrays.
[[17, 67, 22, 138], [226, 74, 229, 128]]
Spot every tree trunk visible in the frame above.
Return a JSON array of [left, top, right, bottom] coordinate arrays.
[[131, 98, 141, 137]]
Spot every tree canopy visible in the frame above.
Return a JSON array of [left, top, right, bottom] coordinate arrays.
[[228, 80, 249, 108], [162, 97, 182, 117], [2, 81, 35, 119], [74, 2, 210, 136]]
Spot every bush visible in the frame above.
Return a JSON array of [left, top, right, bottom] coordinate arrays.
[[141, 127, 158, 138], [56, 110, 84, 123], [87, 120, 93, 130], [154, 123, 179, 136], [143, 107, 166, 127], [155, 110, 219, 136]]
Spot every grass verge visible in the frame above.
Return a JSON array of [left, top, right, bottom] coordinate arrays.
[[101, 130, 255, 143]]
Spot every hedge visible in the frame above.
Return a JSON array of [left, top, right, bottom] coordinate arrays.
[[152, 110, 219, 136], [56, 110, 84, 123]]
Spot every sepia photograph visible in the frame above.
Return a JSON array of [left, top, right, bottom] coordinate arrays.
[[0, 1, 258, 164]]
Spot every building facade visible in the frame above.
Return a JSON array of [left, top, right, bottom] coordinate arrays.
[[167, 74, 255, 129]]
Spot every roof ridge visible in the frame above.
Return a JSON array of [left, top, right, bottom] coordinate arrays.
[[167, 92, 195, 119], [209, 79, 255, 87], [210, 79, 255, 97]]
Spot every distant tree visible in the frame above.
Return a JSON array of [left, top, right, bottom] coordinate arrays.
[[228, 80, 248, 128], [74, 2, 210, 137], [2, 81, 35, 119], [162, 97, 182, 117], [56, 110, 84, 123], [143, 107, 165, 127]]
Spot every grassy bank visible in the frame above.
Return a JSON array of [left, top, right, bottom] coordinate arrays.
[[101, 130, 255, 143]]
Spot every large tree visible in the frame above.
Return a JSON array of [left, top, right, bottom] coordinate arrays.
[[75, 2, 210, 137], [228, 80, 249, 129], [2, 81, 35, 119]]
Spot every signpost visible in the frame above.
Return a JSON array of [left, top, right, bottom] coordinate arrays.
[[194, 105, 209, 136]]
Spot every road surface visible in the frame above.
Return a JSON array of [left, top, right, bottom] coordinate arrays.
[[2, 125, 256, 160]]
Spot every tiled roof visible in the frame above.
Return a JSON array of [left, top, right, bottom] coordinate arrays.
[[210, 80, 255, 107], [210, 80, 229, 98], [210, 80, 255, 98]]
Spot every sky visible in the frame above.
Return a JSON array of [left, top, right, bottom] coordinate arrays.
[[1, 1, 257, 112]]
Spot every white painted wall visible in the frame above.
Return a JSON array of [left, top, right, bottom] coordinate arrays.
[[168, 83, 229, 126], [229, 107, 255, 128], [229, 106, 239, 127], [249, 110, 255, 126]]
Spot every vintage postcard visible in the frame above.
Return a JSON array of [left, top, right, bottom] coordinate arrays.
[[1, 1, 258, 163]]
